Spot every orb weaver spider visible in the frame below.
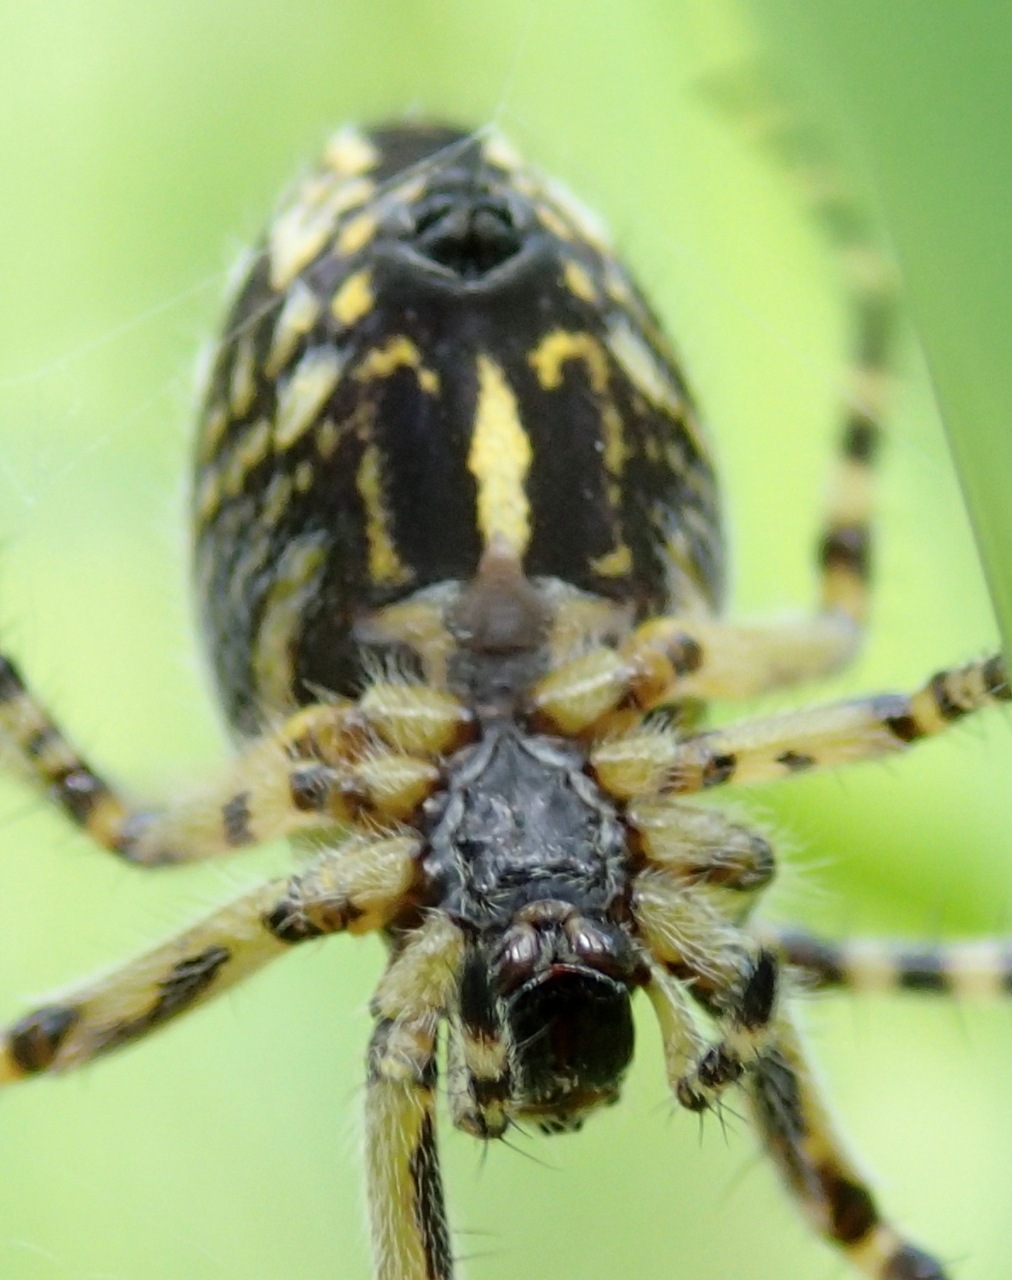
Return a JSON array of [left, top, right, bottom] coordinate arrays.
[[0, 118, 1006, 1280]]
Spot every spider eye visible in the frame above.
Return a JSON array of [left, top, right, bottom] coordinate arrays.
[[506, 967, 634, 1114]]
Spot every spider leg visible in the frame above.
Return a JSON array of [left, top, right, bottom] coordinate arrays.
[[632, 799, 781, 1108], [749, 1014, 948, 1279], [673, 944, 781, 1112], [366, 914, 464, 1280], [772, 925, 1012, 997], [633, 861, 782, 1111], [591, 653, 1009, 799], [707, 66, 900, 637], [643, 959, 703, 1091], [628, 797, 775, 906], [0, 655, 468, 864], [0, 831, 418, 1081], [446, 944, 512, 1140], [531, 613, 863, 736]]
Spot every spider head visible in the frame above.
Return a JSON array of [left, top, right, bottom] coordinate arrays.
[[457, 901, 647, 1138]]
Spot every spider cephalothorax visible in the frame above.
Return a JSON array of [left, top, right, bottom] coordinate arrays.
[[0, 118, 1007, 1280]]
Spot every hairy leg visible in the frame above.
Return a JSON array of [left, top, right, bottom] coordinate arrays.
[[0, 655, 467, 864], [748, 1014, 947, 1279], [365, 915, 464, 1280], [1, 832, 417, 1080], [591, 653, 1009, 799]]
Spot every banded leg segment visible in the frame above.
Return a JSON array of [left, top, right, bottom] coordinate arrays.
[[591, 653, 1010, 799], [447, 945, 512, 1140], [773, 926, 1012, 998], [128, 703, 443, 866], [0, 654, 137, 856], [0, 655, 467, 864], [631, 801, 781, 1106], [0, 833, 418, 1081], [529, 614, 861, 735], [748, 1016, 947, 1279], [704, 64, 900, 628], [366, 916, 464, 1280], [633, 870, 782, 1110]]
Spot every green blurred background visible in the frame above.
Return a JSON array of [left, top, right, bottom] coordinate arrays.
[[0, 3, 1009, 1279]]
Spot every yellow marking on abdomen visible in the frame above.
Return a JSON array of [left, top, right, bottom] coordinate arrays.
[[528, 329, 630, 538], [274, 347, 344, 451], [323, 125, 380, 177], [264, 278, 322, 378], [197, 402, 230, 466], [195, 418, 273, 524], [467, 355, 533, 558], [269, 176, 374, 290], [336, 209, 379, 257], [260, 471, 294, 529], [228, 334, 258, 417], [562, 259, 598, 305], [544, 175, 611, 250], [528, 331, 623, 468], [223, 418, 272, 497], [354, 336, 440, 395], [606, 317, 684, 414], [194, 467, 224, 526], [590, 544, 633, 578], [482, 130, 523, 173], [535, 204, 573, 241], [293, 458, 315, 494], [357, 443, 413, 588], [605, 316, 712, 464], [252, 535, 328, 715], [331, 269, 374, 327], [317, 418, 340, 459]]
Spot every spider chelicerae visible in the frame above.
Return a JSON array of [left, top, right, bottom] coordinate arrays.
[[0, 118, 1007, 1280]]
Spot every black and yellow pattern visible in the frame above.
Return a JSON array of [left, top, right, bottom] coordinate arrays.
[[775, 927, 1012, 998], [0, 117, 1006, 1280], [193, 123, 722, 735]]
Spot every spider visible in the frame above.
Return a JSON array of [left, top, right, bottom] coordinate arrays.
[[0, 118, 1007, 1280]]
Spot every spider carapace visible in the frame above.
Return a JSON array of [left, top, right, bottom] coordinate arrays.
[[0, 122, 1008, 1280]]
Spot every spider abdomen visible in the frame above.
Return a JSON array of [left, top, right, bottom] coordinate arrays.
[[192, 123, 724, 735]]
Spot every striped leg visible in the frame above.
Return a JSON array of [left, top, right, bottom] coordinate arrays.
[[591, 653, 1010, 799], [0, 832, 417, 1081], [366, 916, 464, 1280], [673, 945, 780, 1112], [530, 614, 863, 735], [629, 804, 780, 1107], [748, 1015, 947, 1279], [447, 944, 512, 1140], [773, 926, 1012, 997], [0, 653, 467, 864], [633, 869, 781, 1111], [703, 65, 900, 634]]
